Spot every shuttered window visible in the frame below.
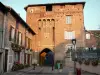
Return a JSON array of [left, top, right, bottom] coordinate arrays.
[[9, 26, 15, 41], [64, 31, 75, 40]]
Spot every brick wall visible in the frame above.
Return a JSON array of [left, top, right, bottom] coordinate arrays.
[[26, 3, 85, 54], [85, 31, 97, 48]]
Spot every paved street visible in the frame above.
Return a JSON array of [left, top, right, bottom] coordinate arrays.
[[2, 66, 98, 75]]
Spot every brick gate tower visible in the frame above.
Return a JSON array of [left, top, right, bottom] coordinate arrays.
[[25, 2, 85, 65]]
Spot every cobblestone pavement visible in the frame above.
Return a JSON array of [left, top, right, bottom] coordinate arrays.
[[2, 66, 98, 75]]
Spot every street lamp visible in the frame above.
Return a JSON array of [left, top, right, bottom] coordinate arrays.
[[72, 39, 76, 45], [71, 39, 76, 74]]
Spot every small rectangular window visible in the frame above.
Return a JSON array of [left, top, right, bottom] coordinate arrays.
[[46, 5, 52, 11], [16, 21, 19, 29], [9, 26, 15, 41], [66, 16, 72, 24], [18, 32, 22, 45], [25, 37, 28, 48], [28, 38, 30, 49], [86, 33, 90, 39]]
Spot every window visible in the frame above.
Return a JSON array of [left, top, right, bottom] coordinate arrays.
[[9, 26, 15, 41], [28, 38, 30, 49], [16, 21, 19, 29], [25, 37, 28, 48], [18, 32, 22, 45], [38, 19, 42, 28], [86, 33, 90, 39], [64, 31, 75, 40], [46, 5, 52, 11], [66, 16, 72, 24]]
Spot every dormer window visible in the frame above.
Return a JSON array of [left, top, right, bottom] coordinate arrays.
[[46, 5, 52, 11]]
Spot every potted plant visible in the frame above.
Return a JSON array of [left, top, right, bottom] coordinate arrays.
[[78, 60, 82, 65], [84, 59, 90, 65], [91, 60, 98, 66]]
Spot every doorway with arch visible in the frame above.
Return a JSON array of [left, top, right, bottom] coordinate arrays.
[[39, 48, 54, 66]]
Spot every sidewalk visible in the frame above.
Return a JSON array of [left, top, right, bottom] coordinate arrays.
[[25, 66, 43, 74], [2, 66, 98, 75], [3, 66, 43, 75], [41, 66, 98, 75]]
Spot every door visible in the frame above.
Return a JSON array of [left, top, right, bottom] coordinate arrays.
[[0, 53, 3, 73], [28, 54, 30, 65], [4, 50, 8, 72]]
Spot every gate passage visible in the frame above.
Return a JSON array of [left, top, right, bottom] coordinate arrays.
[[39, 48, 54, 66]]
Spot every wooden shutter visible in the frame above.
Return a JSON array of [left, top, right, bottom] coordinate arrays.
[[9, 26, 12, 41]]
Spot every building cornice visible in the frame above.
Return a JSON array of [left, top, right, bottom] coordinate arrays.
[[24, 1, 85, 11]]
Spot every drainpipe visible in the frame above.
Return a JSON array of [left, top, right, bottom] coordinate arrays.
[[2, 12, 7, 73], [53, 19, 55, 69], [0, 16, 4, 74]]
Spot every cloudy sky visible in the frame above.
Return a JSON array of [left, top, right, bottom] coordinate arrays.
[[0, 0, 100, 30]]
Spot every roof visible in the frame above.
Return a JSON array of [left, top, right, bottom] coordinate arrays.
[[0, 2, 35, 35], [24, 1, 85, 10], [0, 2, 8, 13], [86, 30, 100, 34]]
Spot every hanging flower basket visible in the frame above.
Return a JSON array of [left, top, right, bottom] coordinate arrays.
[[91, 60, 98, 66], [11, 43, 15, 48], [84, 59, 90, 65], [78, 60, 82, 65]]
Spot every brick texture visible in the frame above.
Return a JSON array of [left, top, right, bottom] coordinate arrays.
[[26, 3, 85, 61]]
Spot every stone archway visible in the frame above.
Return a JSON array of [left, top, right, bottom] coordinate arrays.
[[39, 48, 54, 66]]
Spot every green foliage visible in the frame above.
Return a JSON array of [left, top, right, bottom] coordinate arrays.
[[11, 62, 30, 71], [91, 60, 99, 66], [12, 62, 24, 71], [77, 57, 83, 65], [84, 59, 90, 65], [24, 64, 30, 68]]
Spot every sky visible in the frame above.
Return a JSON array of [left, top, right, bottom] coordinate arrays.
[[0, 0, 100, 30]]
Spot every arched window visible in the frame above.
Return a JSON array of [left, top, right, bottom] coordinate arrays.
[[46, 19, 50, 33], [38, 19, 42, 28], [51, 19, 55, 27]]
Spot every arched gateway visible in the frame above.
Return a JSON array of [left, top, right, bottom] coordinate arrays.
[[39, 48, 54, 66]]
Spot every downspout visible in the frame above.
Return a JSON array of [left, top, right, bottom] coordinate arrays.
[[53, 19, 55, 67], [2, 12, 7, 73], [24, 29, 26, 64], [0, 13, 4, 74]]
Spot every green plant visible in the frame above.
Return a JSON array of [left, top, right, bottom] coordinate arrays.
[[24, 64, 30, 68], [84, 60, 90, 65], [11, 62, 24, 71], [91, 60, 98, 66], [11, 64, 19, 71], [78, 60, 82, 65], [19, 64, 24, 69], [56, 60, 60, 63]]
